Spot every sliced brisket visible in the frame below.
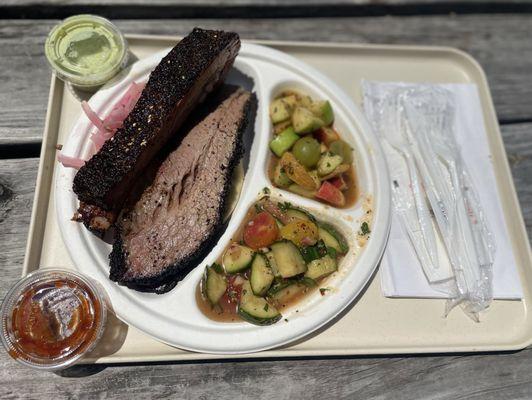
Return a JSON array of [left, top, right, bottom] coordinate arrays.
[[109, 86, 256, 293], [73, 28, 240, 233]]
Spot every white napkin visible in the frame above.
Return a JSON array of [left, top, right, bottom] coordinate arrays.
[[362, 82, 523, 300]]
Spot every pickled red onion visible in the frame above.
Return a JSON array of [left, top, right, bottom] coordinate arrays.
[[57, 153, 86, 169], [81, 101, 104, 131], [58, 81, 146, 169]]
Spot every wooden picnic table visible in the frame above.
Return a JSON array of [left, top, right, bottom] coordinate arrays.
[[1, 1, 531, 398]]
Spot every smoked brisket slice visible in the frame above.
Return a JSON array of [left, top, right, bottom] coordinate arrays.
[[110, 86, 256, 293], [72, 28, 240, 233]]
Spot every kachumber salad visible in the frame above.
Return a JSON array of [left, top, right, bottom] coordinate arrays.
[[197, 197, 349, 326], [268, 90, 358, 208]]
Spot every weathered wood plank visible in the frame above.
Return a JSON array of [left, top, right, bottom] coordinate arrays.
[[1, 15, 532, 146], [504, 124, 532, 236], [4, 0, 532, 5], [3, 2, 532, 21], [0, 122, 530, 398], [0, 349, 532, 400], [0, 159, 38, 297]]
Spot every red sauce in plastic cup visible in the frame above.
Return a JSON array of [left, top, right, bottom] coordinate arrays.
[[1, 269, 108, 370]]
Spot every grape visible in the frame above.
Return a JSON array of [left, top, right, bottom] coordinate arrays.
[[292, 137, 321, 168]]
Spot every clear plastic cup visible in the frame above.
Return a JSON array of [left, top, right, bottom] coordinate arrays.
[[1, 269, 108, 370], [45, 14, 129, 90]]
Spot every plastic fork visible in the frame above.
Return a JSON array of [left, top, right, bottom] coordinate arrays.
[[381, 104, 441, 281]]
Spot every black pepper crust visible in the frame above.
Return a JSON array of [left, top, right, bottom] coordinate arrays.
[[73, 28, 240, 211], [108, 92, 257, 293]]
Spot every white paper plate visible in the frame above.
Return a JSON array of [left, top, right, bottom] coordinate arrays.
[[55, 43, 391, 354]]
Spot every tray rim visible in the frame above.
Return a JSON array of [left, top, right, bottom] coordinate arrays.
[[21, 35, 532, 362]]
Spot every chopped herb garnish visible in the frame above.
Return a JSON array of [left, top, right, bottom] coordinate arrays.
[[319, 287, 331, 296], [360, 221, 371, 235], [263, 303, 269, 312], [327, 246, 337, 259], [277, 201, 292, 212], [284, 318, 289, 322], [262, 187, 271, 195]]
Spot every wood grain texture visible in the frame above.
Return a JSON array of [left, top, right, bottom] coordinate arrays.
[[1, 15, 532, 146], [0, 159, 37, 296], [0, 122, 530, 398], [4, 0, 531, 5], [1, 350, 532, 400]]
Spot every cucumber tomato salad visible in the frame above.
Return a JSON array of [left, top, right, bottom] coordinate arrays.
[[268, 90, 357, 207], [197, 198, 349, 326]]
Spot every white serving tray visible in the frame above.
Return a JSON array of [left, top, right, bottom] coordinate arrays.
[[24, 35, 532, 363]]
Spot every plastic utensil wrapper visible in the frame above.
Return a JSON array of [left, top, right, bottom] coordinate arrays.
[[363, 81, 496, 321]]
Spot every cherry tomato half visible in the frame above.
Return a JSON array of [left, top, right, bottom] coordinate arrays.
[[243, 211, 279, 249]]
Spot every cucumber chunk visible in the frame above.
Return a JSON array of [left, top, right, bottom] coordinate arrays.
[[292, 107, 324, 134], [300, 240, 328, 263], [202, 264, 227, 305], [273, 120, 292, 135], [267, 279, 294, 296], [273, 162, 292, 188], [285, 207, 315, 222], [281, 95, 298, 109], [318, 223, 349, 254], [317, 152, 343, 176], [238, 281, 281, 325], [250, 253, 275, 296], [223, 243, 254, 273], [269, 282, 307, 303], [265, 251, 281, 277], [271, 240, 307, 278], [310, 100, 334, 126], [288, 184, 317, 199], [269, 127, 299, 157], [270, 98, 292, 124], [304, 255, 337, 280], [330, 140, 353, 164]]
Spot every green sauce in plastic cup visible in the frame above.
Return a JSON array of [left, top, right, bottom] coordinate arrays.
[[45, 15, 128, 90]]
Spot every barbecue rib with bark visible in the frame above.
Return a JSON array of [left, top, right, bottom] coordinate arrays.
[[110, 86, 255, 293], [73, 28, 240, 234]]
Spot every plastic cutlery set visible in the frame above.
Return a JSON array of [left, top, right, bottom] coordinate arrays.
[[363, 81, 496, 320]]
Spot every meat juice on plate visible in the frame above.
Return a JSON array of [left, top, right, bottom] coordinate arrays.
[[268, 89, 358, 208], [196, 198, 349, 326]]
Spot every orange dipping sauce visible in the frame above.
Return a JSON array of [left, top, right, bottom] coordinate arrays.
[[1, 270, 107, 370]]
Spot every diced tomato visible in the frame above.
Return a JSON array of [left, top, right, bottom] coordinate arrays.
[[316, 181, 346, 207], [218, 292, 238, 314], [243, 211, 279, 249], [329, 176, 347, 191], [314, 127, 340, 146], [219, 276, 243, 314]]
